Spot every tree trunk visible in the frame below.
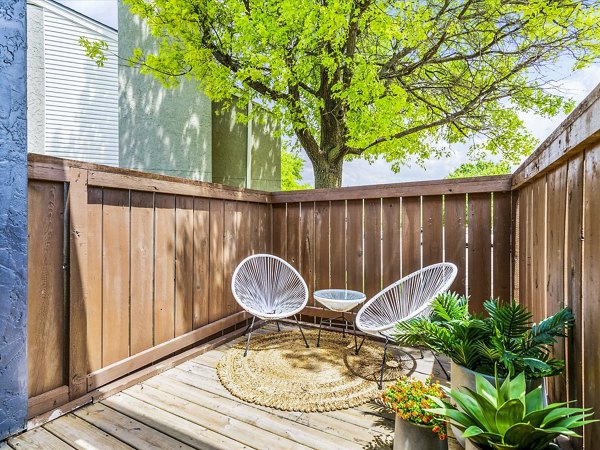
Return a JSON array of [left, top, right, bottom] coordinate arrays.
[[313, 159, 343, 189]]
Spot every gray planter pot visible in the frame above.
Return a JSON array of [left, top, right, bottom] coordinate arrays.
[[450, 362, 545, 447], [393, 414, 447, 450]]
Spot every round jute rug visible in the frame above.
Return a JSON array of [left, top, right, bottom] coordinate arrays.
[[216, 329, 407, 412]]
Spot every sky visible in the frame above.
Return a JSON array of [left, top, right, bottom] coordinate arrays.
[[55, 0, 599, 186]]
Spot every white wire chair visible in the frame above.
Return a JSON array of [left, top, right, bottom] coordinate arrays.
[[231, 254, 310, 356], [356, 262, 458, 388]]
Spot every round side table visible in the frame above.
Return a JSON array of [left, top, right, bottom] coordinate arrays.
[[314, 289, 366, 354]]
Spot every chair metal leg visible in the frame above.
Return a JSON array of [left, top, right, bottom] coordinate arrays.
[[379, 337, 389, 389], [432, 350, 450, 380], [316, 315, 324, 347], [357, 334, 366, 353], [276, 320, 281, 332], [419, 347, 424, 359], [244, 316, 256, 357], [352, 319, 359, 355], [294, 315, 310, 348]]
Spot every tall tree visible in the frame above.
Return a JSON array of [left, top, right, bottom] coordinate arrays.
[[89, 0, 600, 187]]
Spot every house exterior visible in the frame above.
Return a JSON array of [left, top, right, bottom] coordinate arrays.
[[118, 0, 281, 190], [26, 0, 281, 190], [27, 0, 119, 165]]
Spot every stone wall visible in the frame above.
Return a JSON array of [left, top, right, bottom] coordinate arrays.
[[0, 0, 29, 439]]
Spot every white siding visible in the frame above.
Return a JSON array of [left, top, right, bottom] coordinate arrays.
[[43, 8, 118, 165]]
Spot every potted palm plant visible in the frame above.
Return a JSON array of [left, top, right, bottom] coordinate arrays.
[[380, 375, 448, 450], [426, 371, 596, 450], [393, 293, 574, 445]]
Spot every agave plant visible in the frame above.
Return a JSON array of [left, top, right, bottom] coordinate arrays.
[[393, 292, 574, 379], [426, 371, 596, 450]]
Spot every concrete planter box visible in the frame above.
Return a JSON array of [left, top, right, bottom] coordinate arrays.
[[450, 361, 544, 447], [393, 415, 447, 450]]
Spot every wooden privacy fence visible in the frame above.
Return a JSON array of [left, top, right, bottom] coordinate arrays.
[[27, 154, 271, 418], [511, 84, 600, 449], [26, 154, 514, 420], [271, 177, 513, 318]]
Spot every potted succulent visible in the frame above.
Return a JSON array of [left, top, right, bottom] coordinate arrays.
[[380, 375, 448, 450], [426, 371, 596, 450], [393, 293, 574, 445]]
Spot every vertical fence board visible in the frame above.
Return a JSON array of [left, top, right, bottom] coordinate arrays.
[[422, 196, 443, 268], [565, 155, 584, 424], [258, 203, 271, 254], [236, 202, 251, 314], [223, 201, 240, 317], [492, 192, 512, 302], [300, 202, 315, 305], [444, 194, 467, 295], [381, 198, 401, 288], [102, 189, 130, 366], [130, 192, 154, 354], [286, 203, 300, 270], [28, 181, 65, 397], [346, 199, 363, 293], [523, 185, 534, 315], [175, 196, 194, 336], [86, 187, 103, 372], [193, 198, 210, 329], [468, 193, 492, 313], [248, 202, 260, 256], [401, 197, 421, 277], [272, 204, 287, 259], [512, 193, 520, 302], [364, 198, 382, 299], [68, 170, 89, 399], [209, 199, 225, 322], [314, 201, 330, 291], [154, 194, 175, 344], [583, 146, 600, 445], [531, 178, 547, 323], [545, 166, 567, 403], [330, 201, 346, 289], [222, 201, 237, 317]]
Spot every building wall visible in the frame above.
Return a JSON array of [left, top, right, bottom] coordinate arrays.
[[118, 0, 212, 181], [0, 0, 28, 439], [26, 0, 119, 165], [211, 102, 248, 188], [212, 101, 282, 190], [118, 1, 280, 189], [249, 108, 281, 191], [43, 8, 118, 165], [43, 6, 118, 165]]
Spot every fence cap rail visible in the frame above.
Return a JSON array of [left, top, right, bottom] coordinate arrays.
[[27, 153, 272, 203], [512, 83, 600, 189], [270, 174, 512, 203]]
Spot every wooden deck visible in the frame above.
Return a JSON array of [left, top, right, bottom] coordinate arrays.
[[7, 324, 457, 450]]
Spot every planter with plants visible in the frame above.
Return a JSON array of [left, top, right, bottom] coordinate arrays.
[[426, 371, 596, 450], [393, 292, 574, 445], [380, 375, 448, 450]]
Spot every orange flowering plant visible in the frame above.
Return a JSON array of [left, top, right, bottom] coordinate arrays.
[[380, 375, 447, 440]]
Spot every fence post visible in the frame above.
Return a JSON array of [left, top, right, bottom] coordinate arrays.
[[68, 168, 89, 399], [0, 0, 28, 438]]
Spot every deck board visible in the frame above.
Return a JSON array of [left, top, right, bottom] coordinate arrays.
[[9, 324, 459, 450]]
